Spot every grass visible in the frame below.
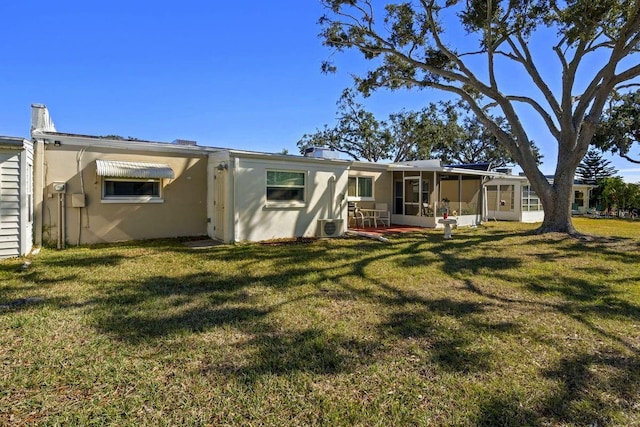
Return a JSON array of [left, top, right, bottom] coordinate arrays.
[[1, 218, 640, 426]]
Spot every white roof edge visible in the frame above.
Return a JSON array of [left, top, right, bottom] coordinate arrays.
[[226, 149, 354, 165], [31, 131, 219, 155], [0, 136, 31, 149]]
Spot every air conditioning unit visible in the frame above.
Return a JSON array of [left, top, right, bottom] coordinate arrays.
[[317, 219, 344, 237]]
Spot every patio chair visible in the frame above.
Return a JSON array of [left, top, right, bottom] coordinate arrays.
[[348, 202, 359, 227], [358, 208, 374, 227], [375, 202, 391, 227], [348, 203, 369, 228]]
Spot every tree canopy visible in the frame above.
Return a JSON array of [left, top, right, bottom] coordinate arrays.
[[319, 0, 640, 234], [593, 89, 640, 164], [298, 93, 541, 167]]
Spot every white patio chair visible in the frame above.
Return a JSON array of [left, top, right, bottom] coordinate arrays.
[[357, 208, 374, 227], [375, 202, 391, 227], [348, 203, 360, 228]]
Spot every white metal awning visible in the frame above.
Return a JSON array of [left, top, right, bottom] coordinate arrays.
[[96, 160, 175, 179]]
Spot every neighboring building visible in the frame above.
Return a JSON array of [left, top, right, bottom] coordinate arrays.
[[0, 136, 33, 259], [485, 174, 597, 222]]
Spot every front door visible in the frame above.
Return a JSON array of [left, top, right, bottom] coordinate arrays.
[[404, 177, 420, 215], [214, 171, 225, 241]]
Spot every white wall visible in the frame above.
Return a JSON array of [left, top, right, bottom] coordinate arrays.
[[521, 210, 545, 223], [228, 155, 350, 242]]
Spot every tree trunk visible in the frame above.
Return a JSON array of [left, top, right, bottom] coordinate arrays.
[[535, 172, 577, 235]]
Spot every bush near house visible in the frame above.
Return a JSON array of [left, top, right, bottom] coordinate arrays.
[[1, 219, 640, 426]]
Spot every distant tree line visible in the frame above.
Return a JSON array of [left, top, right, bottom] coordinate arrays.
[[576, 149, 640, 214], [297, 89, 541, 168]]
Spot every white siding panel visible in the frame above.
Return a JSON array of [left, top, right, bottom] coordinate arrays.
[[0, 248, 20, 258], [0, 234, 19, 243], [2, 173, 19, 181], [0, 209, 21, 218], [0, 195, 19, 203], [0, 228, 18, 236], [1, 182, 19, 190], [1, 151, 22, 258]]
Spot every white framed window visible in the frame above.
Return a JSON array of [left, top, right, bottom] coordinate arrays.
[[102, 178, 163, 203], [522, 185, 542, 211], [348, 176, 374, 200], [266, 170, 306, 206], [96, 160, 173, 204]]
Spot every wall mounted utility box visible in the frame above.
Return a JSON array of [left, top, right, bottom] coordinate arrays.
[[71, 193, 86, 208]]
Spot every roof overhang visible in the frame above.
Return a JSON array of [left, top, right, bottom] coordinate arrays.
[[96, 160, 175, 179], [0, 136, 29, 150]]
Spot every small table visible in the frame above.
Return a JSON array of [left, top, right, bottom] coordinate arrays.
[[438, 218, 457, 239]]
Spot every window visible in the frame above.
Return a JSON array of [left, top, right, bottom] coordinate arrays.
[[102, 178, 162, 202], [266, 170, 306, 204], [97, 160, 173, 203], [522, 185, 543, 211], [348, 176, 373, 200], [574, 190, 585, 208]]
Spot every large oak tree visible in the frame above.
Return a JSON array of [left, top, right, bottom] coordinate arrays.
[[319, 0, 640, 234]]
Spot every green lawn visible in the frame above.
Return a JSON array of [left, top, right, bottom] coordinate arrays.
[[2, 218, 640, 426]]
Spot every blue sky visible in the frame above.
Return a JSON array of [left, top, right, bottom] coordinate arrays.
[[1, 1, 639, 183]]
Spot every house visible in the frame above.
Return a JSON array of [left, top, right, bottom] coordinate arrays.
[[30, 104, 507, 246], [0, 136, 33, 259], [20, 103, 599, 251]]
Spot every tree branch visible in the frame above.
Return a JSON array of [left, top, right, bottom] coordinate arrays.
[[506, 96, 561, 140], [510, 34, 562, 118]]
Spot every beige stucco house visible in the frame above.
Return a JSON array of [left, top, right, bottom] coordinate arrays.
[[29, 104, 505, 246], [19, 104, 598, 251]]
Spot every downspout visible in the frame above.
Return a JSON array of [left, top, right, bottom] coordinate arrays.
[[481, 176, 489, 223], [433, 171, 437, 221], [329, 175, 336, 219], [33, 139, 46, 247], [458, 174, 462, 215], [233, 156, 239, 243], [56, 193, 64, 249], [76, 146, 88, 246]]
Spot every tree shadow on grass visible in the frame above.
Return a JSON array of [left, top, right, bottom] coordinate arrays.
[[473, 392, 541, 427], [98, 305, 270, 343], [539, 351, 640, 426], [91, 272, 269, 343], [380, 300, 519, 373], [229, 327, 382, 380], [43, 254, 126, 268]]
